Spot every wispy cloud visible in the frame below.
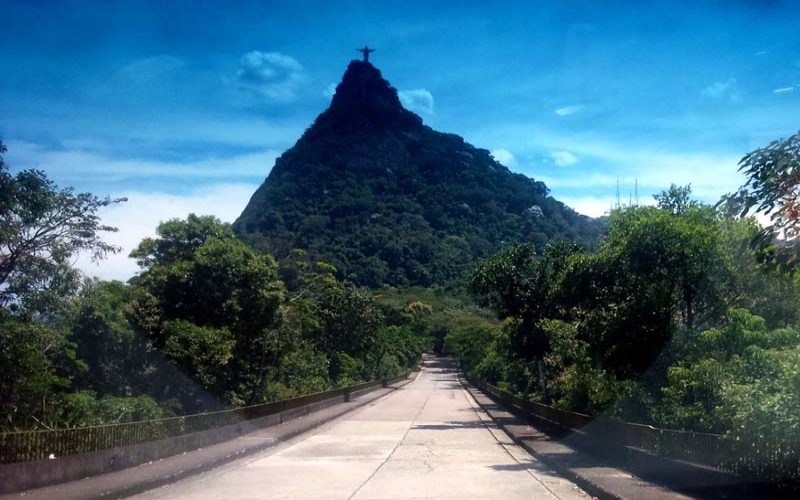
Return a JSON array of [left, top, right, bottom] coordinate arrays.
[[701, 78, 740, 101], [550, 150, 579, 166], [491, 148, 516, 167], [6, 140, 278, 185], [323, 82, 337, 99], [114, 55, 185, 84], [399, 88, 435, 115], [773, 86, 794, 94], [537, 142, 743, 202], [554, 105, 584, 117], [233, 51, 306, 103]]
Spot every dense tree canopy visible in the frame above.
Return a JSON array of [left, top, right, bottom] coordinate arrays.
[[128, 215, 285, 407], [462, 185, 800, 422]]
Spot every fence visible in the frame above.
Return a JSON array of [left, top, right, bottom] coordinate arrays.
[[468, 375, 800, 483], [0, 373, 409, 464]]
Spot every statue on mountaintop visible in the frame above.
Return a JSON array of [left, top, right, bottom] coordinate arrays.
[[357, 45, 375, 62]]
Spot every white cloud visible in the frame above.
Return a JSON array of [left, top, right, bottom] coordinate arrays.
[[773, 87, 794, 94], [558, 194, 656, 218], [557, 196, 612, 218], [550, 150, 579, 166], [398, 88, 435, 115], [234, 51, 305, 103], [554, 105, 584, 116], [491, 148, 516, 166], [702, 79, 740, 101], [323, 82, 337, 99], [75, 184, 260, 282]]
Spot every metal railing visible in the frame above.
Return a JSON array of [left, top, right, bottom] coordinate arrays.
[[0, 372, 410, 464], [468, 375, 800, 483]]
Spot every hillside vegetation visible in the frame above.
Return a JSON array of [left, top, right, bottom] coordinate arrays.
[[234, 61, 602, 288]]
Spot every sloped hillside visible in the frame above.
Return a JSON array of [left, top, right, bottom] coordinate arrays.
[[234, 60, 603, 287]]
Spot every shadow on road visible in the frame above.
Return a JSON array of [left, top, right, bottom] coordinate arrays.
[[412, 420, 491, 431]]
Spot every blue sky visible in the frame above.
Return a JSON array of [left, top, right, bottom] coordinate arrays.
[[1, 0, 798, 280]]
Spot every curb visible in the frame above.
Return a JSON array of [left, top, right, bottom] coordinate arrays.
[[461, 377, 625, 500]]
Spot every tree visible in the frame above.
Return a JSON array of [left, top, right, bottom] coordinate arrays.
[[725, 132, 800, 267], [606, 192, 721, 331], [0, 141, 124, 311], [67, 279, 148, 397], [653, 184, 698, 215], [0, 311, 67, 429], [469, 242, 584, 399], [128, 215, 284, 407], [469, 242, 583, 360], [314, 283, 382, 357], [130, 214, 235, 269]]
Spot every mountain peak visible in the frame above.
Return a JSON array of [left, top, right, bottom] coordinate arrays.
[[317, 60, 422, 132], [234, 58, 603, 288]]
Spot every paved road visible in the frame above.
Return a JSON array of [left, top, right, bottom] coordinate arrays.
[[135, 358, 589, 500]]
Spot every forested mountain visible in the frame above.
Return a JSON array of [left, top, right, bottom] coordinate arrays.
[[234, 60, 603, 287]]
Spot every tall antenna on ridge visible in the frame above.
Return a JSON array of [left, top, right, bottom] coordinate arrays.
[[615, 179, 621, 209]]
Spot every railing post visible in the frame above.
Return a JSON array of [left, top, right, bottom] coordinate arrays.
[[344, 389, 351, 403]]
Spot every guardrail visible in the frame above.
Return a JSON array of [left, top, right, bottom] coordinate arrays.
[[467, 375, 800, 483], [0, 372, 410, 464]]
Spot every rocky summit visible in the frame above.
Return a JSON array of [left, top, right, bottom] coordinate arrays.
[[234, 59, 603, 288]]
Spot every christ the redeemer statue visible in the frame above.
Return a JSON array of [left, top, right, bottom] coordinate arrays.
[[357, 45, 375, 62]]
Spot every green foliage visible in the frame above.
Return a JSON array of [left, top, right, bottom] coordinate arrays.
[[328, 352, 363, 386], [370, 325, 426, 378], [375, 285, 492, 354], [443, 316, 498, 375], [541, 319, 623, 412], [47, 392, 168, 428], [464, 184, 800, 427], [274, 342, 330, 396], [313, 283, 382, 357], [130, 214, 236, 269], [656, 308, 800, 436], [469, 242, 583, 364], [727, 132, 800, 241], [0, 140, 435, 431], [128, 214, 284, 408], [0, 312, 67, 428], [723, 132, 800, 270], [66, 280, 148, 397], [162, 320, 235, 392]]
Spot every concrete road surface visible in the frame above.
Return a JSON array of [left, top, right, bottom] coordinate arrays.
[[134, 357, 589, 500]]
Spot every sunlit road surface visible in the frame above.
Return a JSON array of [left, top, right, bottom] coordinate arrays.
[[135, 358, 589, 500]]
